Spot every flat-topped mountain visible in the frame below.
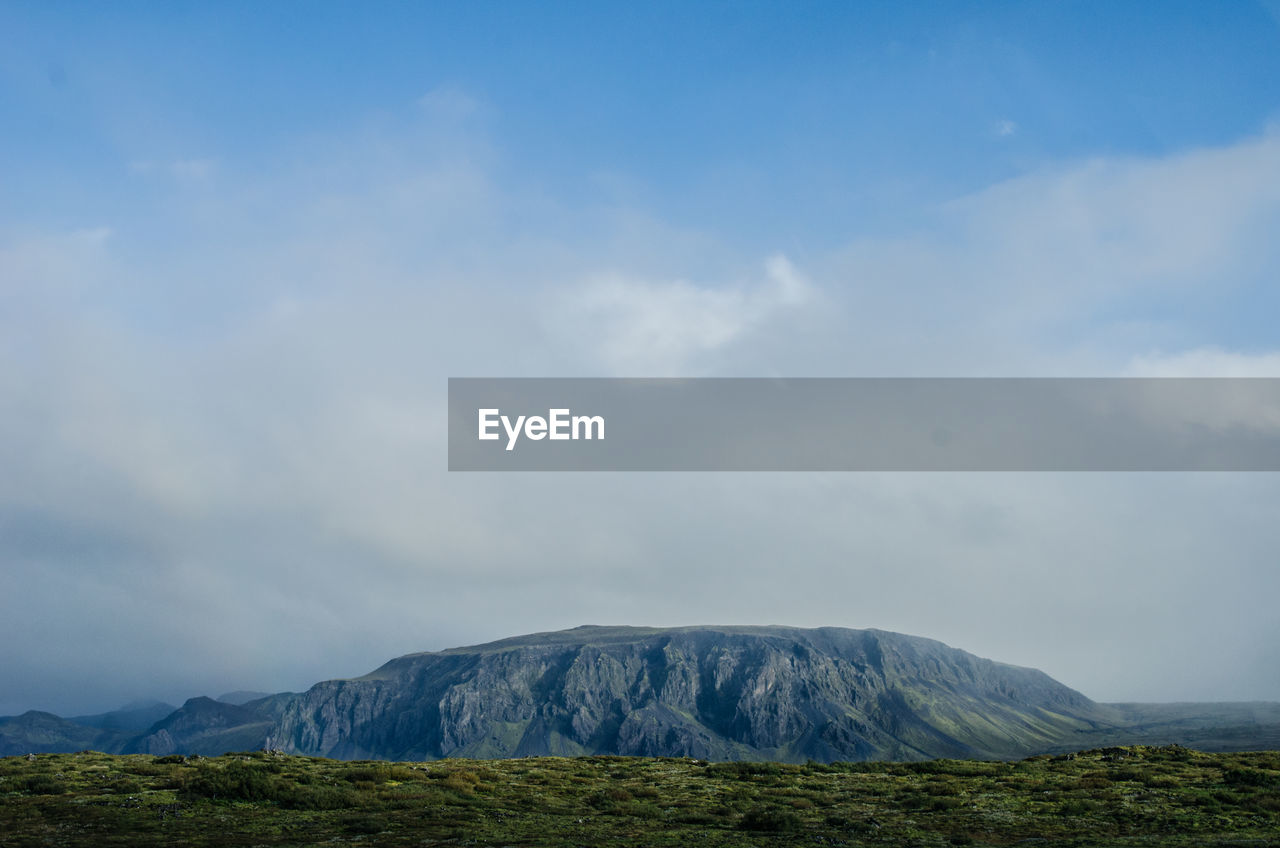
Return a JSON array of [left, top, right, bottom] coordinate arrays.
[[255, 625, 1108, 762], [5, 626, 1278, 761]]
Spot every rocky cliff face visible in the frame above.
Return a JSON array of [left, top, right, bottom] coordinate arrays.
[[12, 626, 1278, 760], [125, 697, 276, 757], [256, 626, 1109, 762]]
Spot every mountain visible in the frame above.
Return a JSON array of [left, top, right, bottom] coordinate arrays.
[[0, 710, 131, 756], [262, 625, 1112, 761], [1049, 701, 1280, 753], [3, 626, 1278, 761], [126, 697, 277, 756], [70, 699, 177, 733], [217, 690, 270, 706]]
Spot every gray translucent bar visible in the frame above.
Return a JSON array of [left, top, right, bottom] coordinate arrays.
[[447, 378, 1280, 471]]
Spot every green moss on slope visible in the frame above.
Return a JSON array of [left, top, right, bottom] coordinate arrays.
[[2, 745, 1279, 846]]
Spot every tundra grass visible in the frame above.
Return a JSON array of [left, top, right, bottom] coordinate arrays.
[[1, 745, 1277, 846]]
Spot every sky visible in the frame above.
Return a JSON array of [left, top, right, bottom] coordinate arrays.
[[3, 1, 1280, 717]]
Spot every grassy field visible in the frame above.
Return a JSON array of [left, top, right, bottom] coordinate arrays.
[[2, 745, 1277, 846]]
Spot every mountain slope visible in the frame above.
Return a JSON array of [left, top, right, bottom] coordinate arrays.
[[126, 697, 276, 756], [0, 711, 132, 756], [264, 625, 1112, 762], [70, 699, 177, 733], [9, 626, 1277, 762], [1050, 701, 1280, 753]]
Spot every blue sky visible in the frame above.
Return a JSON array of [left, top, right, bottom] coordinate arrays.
[[8, 1, 1280, 241], [3, 2, 1280, 715]]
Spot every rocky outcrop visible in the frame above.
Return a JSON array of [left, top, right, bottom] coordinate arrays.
[[10, 626, 1280, 761], [262, 625, 1110, 762], [127, 697, 274, 756]]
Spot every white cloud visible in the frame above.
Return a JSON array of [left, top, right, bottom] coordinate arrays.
[[958, 127, 1280, 290], [547, 253, 814, 374], [0, 227, 113, 308], [819, 127, 1280, 374], [1126, 347, 1280, 377], [417, 85, 485, 122], [7, 100, 1280, 714], [1122, 349, 1280, 435]]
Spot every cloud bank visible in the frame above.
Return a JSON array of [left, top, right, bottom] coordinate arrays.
[[3, 98, 1280, 716]]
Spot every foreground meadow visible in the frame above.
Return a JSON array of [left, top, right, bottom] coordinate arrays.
[[2, 745, 1277, 846]]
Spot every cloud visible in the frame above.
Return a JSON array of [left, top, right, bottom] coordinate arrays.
[[5, 100, 1280, 715], [417, 85, 485, 122], [817, 127, 1280, 374], [1122, 349, 1280, 436], [994, 118, 1017, 137], [1127, 347, 1280, 377], [960, 128, 1280, 291], [546, 254, 814, 374]]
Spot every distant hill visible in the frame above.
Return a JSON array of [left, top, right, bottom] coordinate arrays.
[[125, 697, 277, 756], [70, 699, 177, 733], [0, 711, 131, 756], [3, 626, 1278, 761], [1048, 701, 1280, 753], [216, 691, 270, 706]]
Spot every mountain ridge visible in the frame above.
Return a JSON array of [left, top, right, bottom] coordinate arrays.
[[260, 624, 1106, 762], [3, 625, 1278, 761]]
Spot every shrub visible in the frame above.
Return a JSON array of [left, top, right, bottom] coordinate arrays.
[[1109, 767, 1143, 782], [1059, 799, 1096, 816], [275, 783, 361, 810], [183, 761, 359, 810], [706, 761, 796, 780], [186, 761, 277, 802], [16, 775, 67, 795], [441, 773, 478, 794], [926, 779, 963, 796], [1224, 768, 1279, 788], [738, 806, 801, 832], [1076, 776, 1111, 791], [340, 813, 386, 834], [343, 767, 388, 784]]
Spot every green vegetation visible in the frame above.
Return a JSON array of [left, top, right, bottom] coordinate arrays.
[[2, 745, 1278, 846]]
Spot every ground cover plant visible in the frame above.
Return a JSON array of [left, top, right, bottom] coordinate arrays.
[[2, 745, 1277, 846]]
